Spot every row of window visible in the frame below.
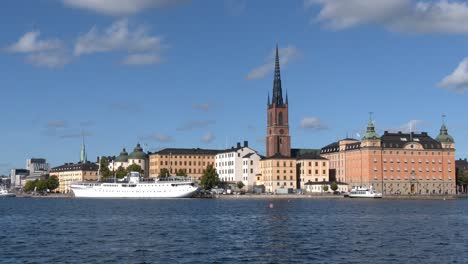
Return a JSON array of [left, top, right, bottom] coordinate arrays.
[[380, 158, 451, 164], [377, 167, 452, 172]]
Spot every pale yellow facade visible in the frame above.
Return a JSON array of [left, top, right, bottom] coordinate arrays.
[[50, 164, 98, 193], [298, 159, 329, 185], [149, 150, 217, 180], [259, 158, 297, 193]]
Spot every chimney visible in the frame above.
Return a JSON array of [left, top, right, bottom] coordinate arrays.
[[244, 141, 248, 148], [236, 142, 241, 148]]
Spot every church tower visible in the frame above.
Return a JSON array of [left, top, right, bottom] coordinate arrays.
[[266, 45, 291, 157]]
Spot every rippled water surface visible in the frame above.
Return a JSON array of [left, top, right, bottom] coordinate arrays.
[[1, 198, 467, 263]]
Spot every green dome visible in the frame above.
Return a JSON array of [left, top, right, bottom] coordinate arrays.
[[115, 148, 129, 162], [436, 124, 454, 143], [129, 143, 147, 159], [362, 119, 379, 140]]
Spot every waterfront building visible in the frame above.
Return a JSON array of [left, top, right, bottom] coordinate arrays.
[[215, 141, 261, 189], [10, 168, 29, 188], [108, 144, 149, 177], [26, 158, 49, 177], [148, 148, 219, 179], [456, 158, 468, 173], [50, 162, 99, 193], [320, 116, 457, 195]]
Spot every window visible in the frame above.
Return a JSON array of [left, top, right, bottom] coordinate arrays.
[[278, 112, 283, 126]]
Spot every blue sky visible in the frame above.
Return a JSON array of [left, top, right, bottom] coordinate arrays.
[[1, 0, 467, 174]]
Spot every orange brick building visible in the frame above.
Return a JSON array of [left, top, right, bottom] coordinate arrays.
[[321, 118, 456, 195]]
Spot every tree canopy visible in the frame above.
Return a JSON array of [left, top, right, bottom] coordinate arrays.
[[116, 166, 127, 179], [36, 179, 48, 192], [322, 185, 329, 192], [200, 164, 220, 190], [236, 181, 245, 190], [23, 180, 36, 192], [47, 176, 59, 191], [176, 169, 187, 176], [99, 156, 112, 178], [330, 182, 338, 192], [159, 168, 170, 178], [126, 164, 143, 174]]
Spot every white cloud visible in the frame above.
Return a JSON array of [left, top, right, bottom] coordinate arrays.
[[6, 31, 69, 68], [62, 0, 187, 16], [201, 132, 216, 143], [439, 57, 468, 93], [75, 19, 163, 55], [192, 102, 216, 112], [122, 53, 162, 65], [300, 117, 328, 130], [306, 0, 468, 33], [177, 120, 216, 131], [391, 119, 424, 133], [144, 133, 173, 143], [74, 19, 165, 65], [246, 45, 300, 80], [6, 31, 62, 53]]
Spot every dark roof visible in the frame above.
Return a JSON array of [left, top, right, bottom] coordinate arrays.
[[297, 152, 327, 160], [261, 153, 296, 160], [153, 148, 221, 156], [291, 148, 321, 158], [456, 158, 468, 171], [381, 131, 441, 149], [243, 153, 255, 158], [321, 142, 340, 154], [345, 142, 361, 151], [51, 162, 99, 172]]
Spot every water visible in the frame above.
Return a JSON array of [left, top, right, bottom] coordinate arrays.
[[1, 198, 467, 264]]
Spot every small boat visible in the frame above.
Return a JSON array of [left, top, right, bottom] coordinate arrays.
[[348, 186, 382, 199], [0, 186, 16, 198]]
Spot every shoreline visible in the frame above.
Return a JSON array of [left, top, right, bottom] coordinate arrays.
[[9, 193, 468, 200]]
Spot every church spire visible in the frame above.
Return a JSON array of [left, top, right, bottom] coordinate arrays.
[[80, 134, 87, 163], [272, 44, 284, 106]]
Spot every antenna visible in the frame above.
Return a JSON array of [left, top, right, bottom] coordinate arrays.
[[442, 114, 447, 125]]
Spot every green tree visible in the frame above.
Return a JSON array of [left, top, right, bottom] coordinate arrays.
[[47, 176, 59, 191], [126, 164, 143, 174], [159, 168, 170, 178], [457, 168, 468, 193], [99, 156, 112, 179], [200, 164, 220, 190], [176, 169, 187, 176], [36, 179, 48, 192], [330, 182, 338, 192], [322, 185, 329, 192], [236, 181, 245, 190], [23, 180, 36, 192], [116, 166, 127, 179]]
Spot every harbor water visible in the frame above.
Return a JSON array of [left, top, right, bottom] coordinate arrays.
[[1, 198, 467, 263]]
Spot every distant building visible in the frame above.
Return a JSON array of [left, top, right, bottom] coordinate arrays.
[[26, 158, 49, 177], [50, 162, 99, 193], [149, 148, 219, 179], [215, 141, 261, 189], [456, 158, 468, 173], [108, 144, 149, 177], [10, 168, 30, 188], [321, 116, 456, 195]]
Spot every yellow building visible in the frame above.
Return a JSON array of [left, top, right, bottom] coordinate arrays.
[[148, 148, 219, 180], [50, 162, 99, 193], [259, 155, 297, 193], [297, 153, 329, 184]]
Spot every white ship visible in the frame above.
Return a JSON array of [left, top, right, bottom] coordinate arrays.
[[348, 186, 382, 199], [70, 172, 199, 198], [0, 186, 16, 198]]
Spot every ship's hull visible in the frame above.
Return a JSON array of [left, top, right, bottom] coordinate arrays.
[[348, 193, 382, 198], [70, 182, 199, 198], [0, 193, 16, 198]]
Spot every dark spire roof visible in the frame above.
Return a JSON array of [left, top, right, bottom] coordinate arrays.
[[436, 115, 454, 143], [271, 44, 284, 107]]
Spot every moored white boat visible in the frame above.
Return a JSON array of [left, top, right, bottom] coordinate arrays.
[[348, 186, 382, 199], [70, 172, 199, 198], [0, 187, 16, 198]]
